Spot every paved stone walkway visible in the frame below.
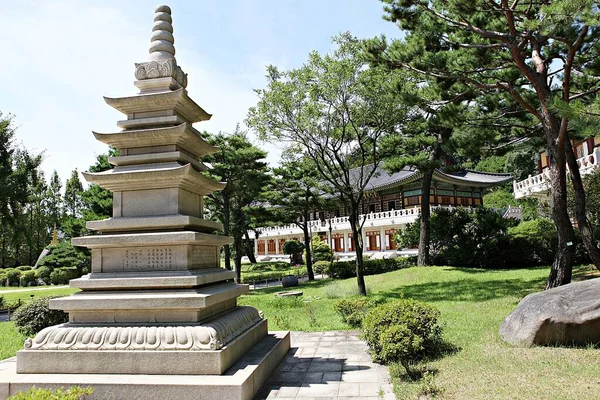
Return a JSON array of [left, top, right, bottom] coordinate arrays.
[[255, 331, 395, 400]]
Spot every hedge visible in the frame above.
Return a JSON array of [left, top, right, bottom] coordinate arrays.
[[327, 257, 415, 279]]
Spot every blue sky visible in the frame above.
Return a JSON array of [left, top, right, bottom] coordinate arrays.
[[0, 0, 402, 184]]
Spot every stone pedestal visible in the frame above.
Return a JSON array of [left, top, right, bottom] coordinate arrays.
[[0, 5, 288, 399]]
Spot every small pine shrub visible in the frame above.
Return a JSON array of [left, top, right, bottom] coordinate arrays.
[[49, 267, 79, 285], [312, 261, 330, 275], [5, 269, 21, 286], [35, 266, 52, 284], [13, 296, 69, 336], [19, 270, 37, 287], [361, 299, 443, 377], [8, 386, 93, 400], [333, 297, 379, 327]]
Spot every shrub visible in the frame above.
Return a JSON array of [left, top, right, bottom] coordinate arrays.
[[0, 295, 4, 309], [334, 297, 379, 327], [361, 299, 443, 377], [50, 267, 79, 285], [327, 257, 414, 279], [16, 266, 32, 271], [282, 240, 305, 263], [35, 266, 52, 283], [5, 269, 21, 286], [502, 218, 556, 267], [19, 270, 37, 287], [13, 296, 69, 336], [312, 261, 330, 274], [310, 236, 333, 262], [38, 241, 90, 274], [397, 208, 520, 268], [0, 272, 6, 287], [240, 266, 308, 284], [8, 386, 93, 400]]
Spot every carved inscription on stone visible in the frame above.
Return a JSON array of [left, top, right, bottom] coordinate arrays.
[[191, 246, 217, 268], [124, 247, 173, 270]]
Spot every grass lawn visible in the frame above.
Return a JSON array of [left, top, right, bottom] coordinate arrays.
[[0, 287, 79, 306], [0, 322, 27, 360], [1, 265, 598, 399], [239, 264, 600, 399]]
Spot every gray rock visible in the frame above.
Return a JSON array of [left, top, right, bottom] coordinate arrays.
[[499, 277, 600, 346]]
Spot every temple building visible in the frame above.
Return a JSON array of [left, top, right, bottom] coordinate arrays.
[[252, 164, 512, 261], [513, 137, 600, 200]]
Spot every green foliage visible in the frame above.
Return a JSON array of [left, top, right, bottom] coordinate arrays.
[[506, 219, 557, 266], [19, 270, 37, 287], [203, 127, 271, 274], [240, 267, 307, 284], [333, 297, 380, 327], [282, 240, 305, 256], [483, 189, 539, 221], [49, 267, 79, 285], [5, 269, 20, 286], [327, 257, 414, 279], [310, 236, 333, 262], [361, 299, 443, 376], [312, 260, 330, 274], [248, 33, 407, 295], [397, 208, 518, 268], [35, 266, 51, 283], [16, 266, 32, 271], [8, 386, 93, 400], [13, 296, 69, 336], [37, 242, 89, 274]]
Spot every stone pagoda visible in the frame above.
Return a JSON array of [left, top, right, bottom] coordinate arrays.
[[1, 5, 289, 399]]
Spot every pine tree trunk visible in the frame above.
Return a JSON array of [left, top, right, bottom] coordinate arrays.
[[546, 149, 575, 289], [222, 195, 231, 271], [349, 208, 367, 296], [234, 235, 243, 283], [303, 219, 315, 280], [244, 231, 257, 264], [565, 140, 600, 270], [418, 170, 433, 266]]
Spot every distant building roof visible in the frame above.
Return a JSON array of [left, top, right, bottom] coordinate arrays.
[[359, 165, 512, 191]]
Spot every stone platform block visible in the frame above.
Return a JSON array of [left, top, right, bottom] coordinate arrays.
[[2, 331, 290, 400]]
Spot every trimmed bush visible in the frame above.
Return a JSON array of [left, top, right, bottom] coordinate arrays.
[[240, 266, 308, 284], [35, 266, 52, 283], [8, 386, 93, 400], [312, 261, 330, 275], [38, 241, 90, 274], [5, 269, 21, 286], [327, 257, 414, 279], [19, 270, 37, 287], [13, 296, 69, 336], [334, 297, 379, 327], [310, 236, 333, 262], [361, 299, 443, 376], [50, 267, 79, 285], [16, 266, 32, 271]]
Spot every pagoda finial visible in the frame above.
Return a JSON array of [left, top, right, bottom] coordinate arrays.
[[134, 4, 187, 90], [149, 5, 176, 61]]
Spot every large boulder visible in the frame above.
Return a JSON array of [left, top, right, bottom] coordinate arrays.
[[499, 277, 600, 346]]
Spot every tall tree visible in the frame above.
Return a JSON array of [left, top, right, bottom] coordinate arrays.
[[268, 157, 324, 280], [203, 128, 271, 281], [247, 33, 405, 295], [373, 66, 471, 266], [46, 170, 63, 230], [62, 169, 85, 239], [369, 0, 600, 288], [0, 112, 44, 267]]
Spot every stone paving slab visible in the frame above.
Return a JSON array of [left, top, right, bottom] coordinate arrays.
[[255, 331, 395, 400]]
